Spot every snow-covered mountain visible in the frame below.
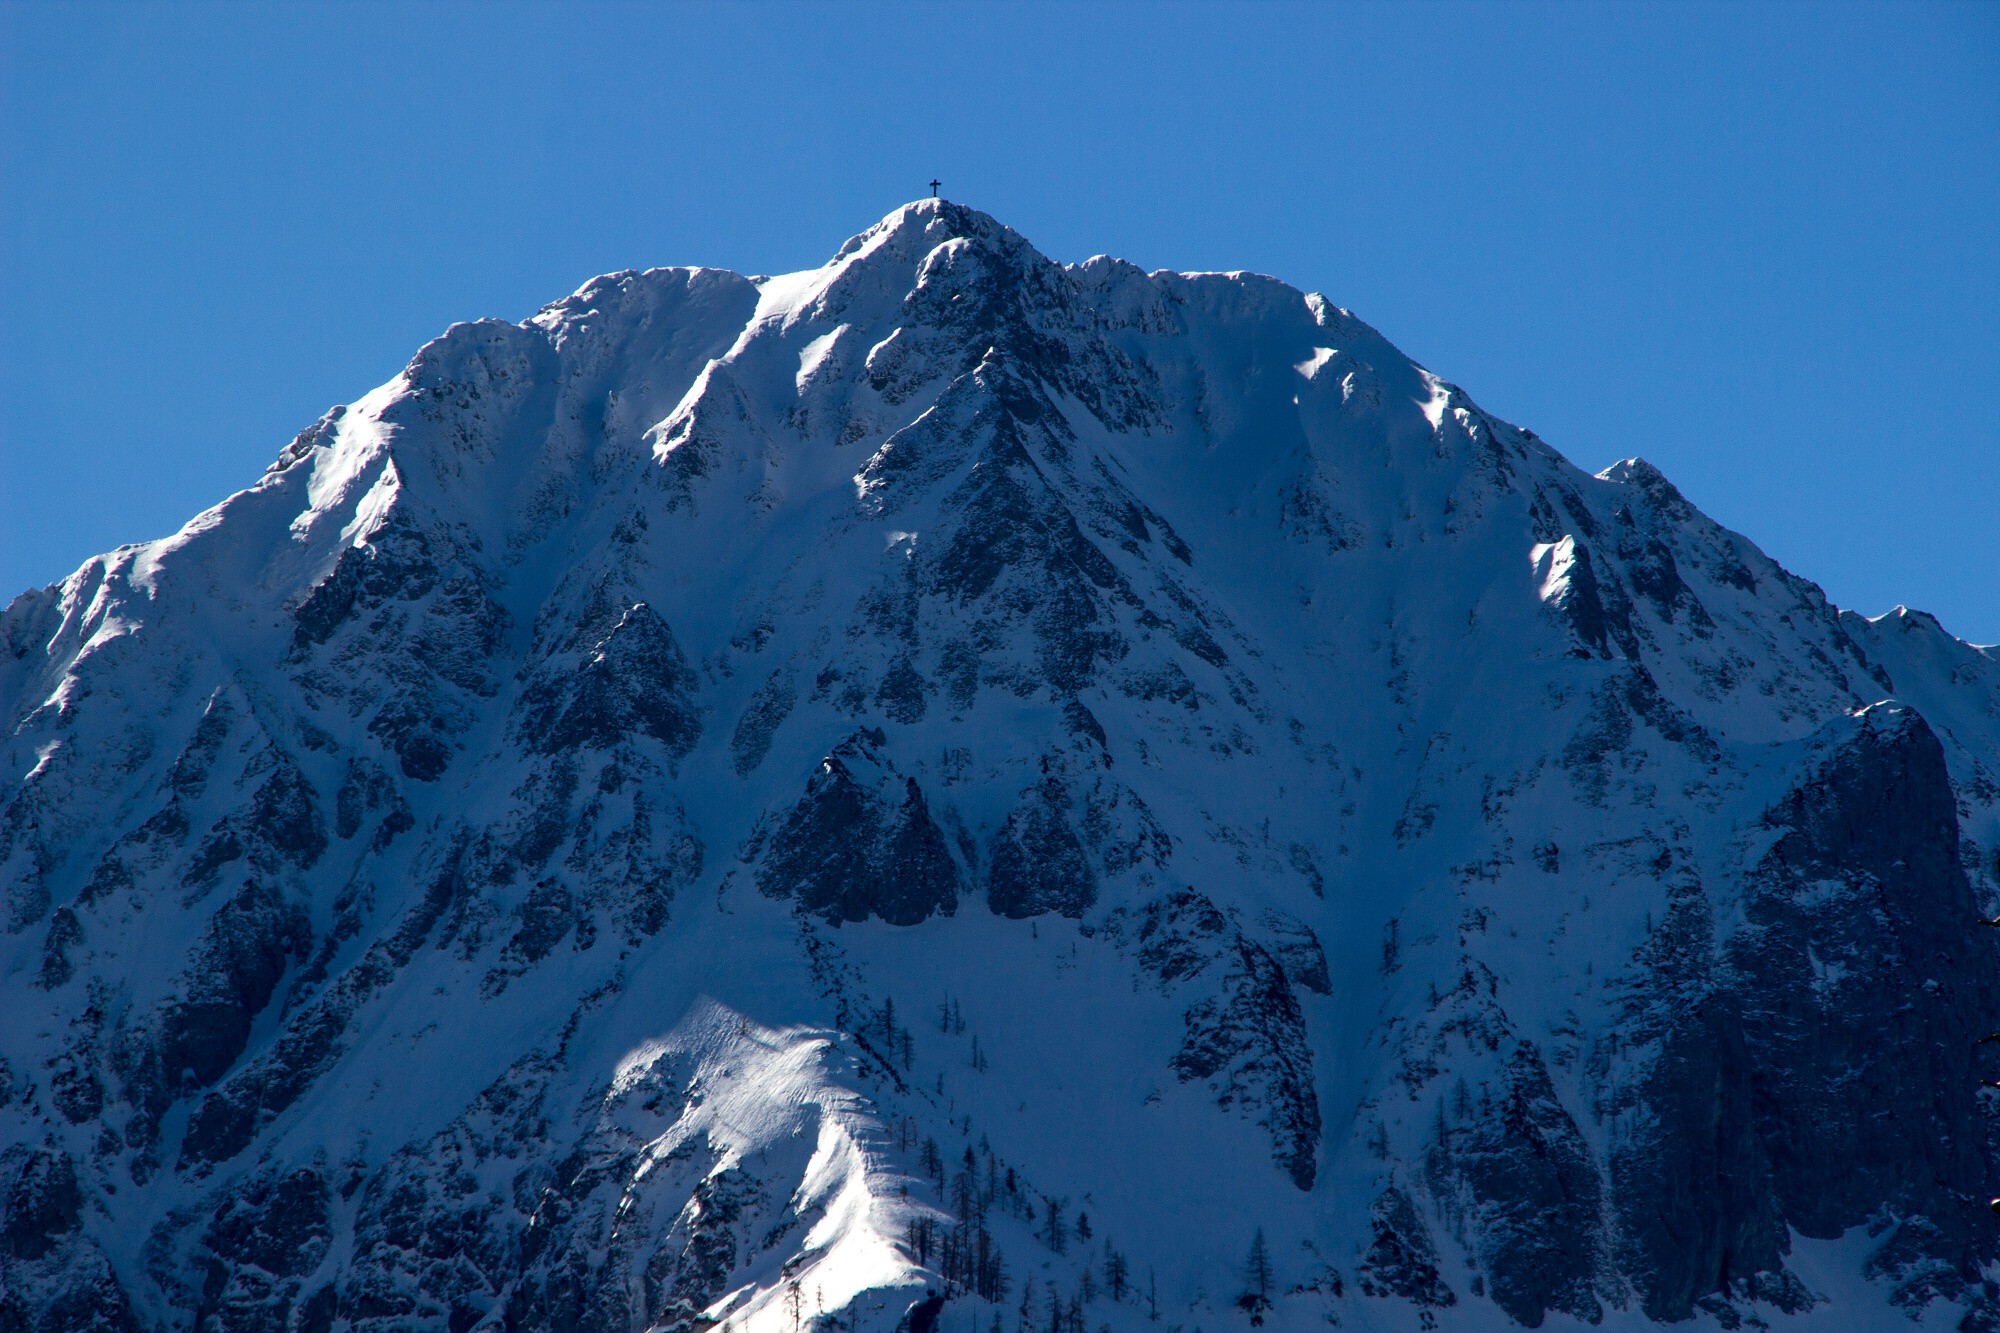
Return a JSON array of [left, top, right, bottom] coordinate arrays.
[[5, 199, 1998, 1333]]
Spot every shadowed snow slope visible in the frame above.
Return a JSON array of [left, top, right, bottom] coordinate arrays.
[[5, 200, 2000, 1333]]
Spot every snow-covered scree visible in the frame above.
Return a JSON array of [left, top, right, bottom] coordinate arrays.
[[4, 200, 1999, 1333]]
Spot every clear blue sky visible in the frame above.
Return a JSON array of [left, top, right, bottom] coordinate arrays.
[[3, 1, 1996, 640]]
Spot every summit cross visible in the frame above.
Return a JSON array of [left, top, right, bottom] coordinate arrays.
[[929, 179, 941, 198]]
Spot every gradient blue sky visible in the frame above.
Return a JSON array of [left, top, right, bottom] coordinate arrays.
[[3, 1, 1996, 639]]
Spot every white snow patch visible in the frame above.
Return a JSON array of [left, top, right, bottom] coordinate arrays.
[[1294, 347, 1336, 379], [1532, 536, 1582, 603], [796, 325, 848, 393]]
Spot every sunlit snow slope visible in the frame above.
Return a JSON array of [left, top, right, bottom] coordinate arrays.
[[5, 201, 1999, 1333]]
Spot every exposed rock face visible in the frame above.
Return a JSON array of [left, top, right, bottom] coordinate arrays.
[[2, 1147, 82, 1262], [4, 200, 1999, 1332], [1427, 1041, 1607, 1327], [1607, 887, 1791, 1322], [1123, 889, 1322, 1190], [1586, 705, 2000, 1323], [1357, 1186, 1457, 1310], [1736, 707, 1994, 1241]]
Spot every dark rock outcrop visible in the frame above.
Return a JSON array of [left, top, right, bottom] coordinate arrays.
[[1596, 706, 1999, 1321], [193, 1166, 335, 1333], [1126, 890, 1321, 1190], [2, 1148, 82, 1262], [757, 732, 959, 927], [1357, 1186, 1456, 1310], [1427, 1043, 1606, 1326], [516, 603, 700, 760], [986, 776, 1097, 919]]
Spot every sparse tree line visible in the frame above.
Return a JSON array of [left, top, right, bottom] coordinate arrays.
[[865, 993, 1273, 1325], [896, 1139, 1274, 1328], [897, 1129, 1155, 1314], [850, 994, 995, 1090]]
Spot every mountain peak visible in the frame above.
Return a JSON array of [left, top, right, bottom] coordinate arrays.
[[748, 198, 1052, 335], [838, 196, 1018, 256], [5, 202, 1999, 1333]]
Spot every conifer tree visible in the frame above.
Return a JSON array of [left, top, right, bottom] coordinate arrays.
[[1235, 1229, 1273, 1325], [952, 1163, 978, 1224], [1103, 1244, 1130, 1302], [1043, 1196, 1067, 1253], [906, 1215, 937, 1265], [922, 1136, 944, 1188]]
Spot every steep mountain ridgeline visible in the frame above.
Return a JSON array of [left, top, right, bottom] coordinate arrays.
[[4, 200, 1999, 1333]]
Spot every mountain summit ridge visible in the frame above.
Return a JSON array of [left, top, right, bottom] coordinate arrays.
[[4, 202, 1999, 1333]]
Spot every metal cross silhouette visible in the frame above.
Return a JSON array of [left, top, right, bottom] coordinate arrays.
[[929, 179, 941, 199]]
